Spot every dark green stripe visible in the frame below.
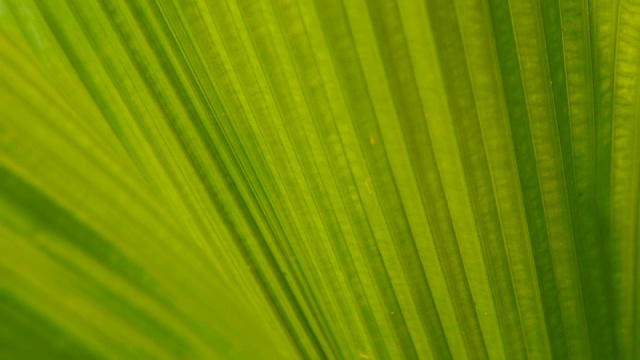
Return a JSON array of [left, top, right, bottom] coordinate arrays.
[[486, 0, 569, 358]]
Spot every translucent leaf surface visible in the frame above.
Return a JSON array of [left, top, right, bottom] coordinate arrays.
[[0, 0, 637, 358]]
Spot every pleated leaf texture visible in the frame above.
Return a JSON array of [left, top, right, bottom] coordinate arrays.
[[0, 0, 638, 358]]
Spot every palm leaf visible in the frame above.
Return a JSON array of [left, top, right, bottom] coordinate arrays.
[[0, 0, 637, 358]]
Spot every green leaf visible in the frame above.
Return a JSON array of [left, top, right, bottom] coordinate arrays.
[[0, 0, 637, 358]]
